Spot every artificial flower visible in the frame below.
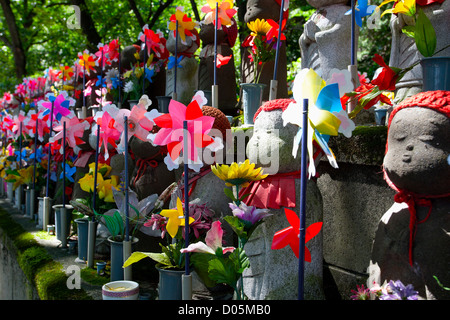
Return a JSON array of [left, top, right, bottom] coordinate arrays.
[[371, 54, 399, 91], [78, 171, 101, 193], [18, 166, 34, 186], [97, 176, 120, 203], [211, 159, 268, 188], [271, 208, 323, 262], [265, 18, 287, 42], [159, 197, 195, 238], [180, 220, 235, 255], [228, 202, 271, 225], [379, 0, 416, 17], [379, 280, 419, 300]]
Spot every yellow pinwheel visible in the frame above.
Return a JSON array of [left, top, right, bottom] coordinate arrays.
[[169, 7, 197, 44], [159, 197, 194, 238]]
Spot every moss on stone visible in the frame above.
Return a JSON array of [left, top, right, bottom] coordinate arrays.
[[0, 208, 92, 300]]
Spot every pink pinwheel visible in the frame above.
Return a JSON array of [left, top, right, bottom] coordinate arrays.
[[12, 112, 27, 138], [51, 116, 90, 150], [40, 92, 75, 122], [95, 43, 110, 68], [271, 208, 323, 262], [111, 98, 160, 154], [94, 109, 121, 160], [152, 98, 215, 163], [201, 0, 237, 29], [180, 220, 235, 255]]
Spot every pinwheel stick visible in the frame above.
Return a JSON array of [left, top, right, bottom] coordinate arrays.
[[118, 38, 122, 107], [270, 0, 286, 101], [92, 124, 100, 219], [63, 122, 66, 208], [82, 63, 86, 107], [173, 21, 178, 101], [212, 3, 219, 108], [143, 35, 147, 97], [182, 120, 192, 300], [124, 116, 130, 242], [19, 122, 22, 169], [46, 101, 54, 197], [33, 117, 38, 190], [347, 0, 359, 113], [298, 98, 308, 300]]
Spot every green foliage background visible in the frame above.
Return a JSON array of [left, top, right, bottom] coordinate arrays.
[[0, 0, 391, 95]]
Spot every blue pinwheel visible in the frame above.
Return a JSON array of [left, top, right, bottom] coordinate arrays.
[[60, 163, 76, 183], [29, 146, 44, 163], [110, 76, 122, 89], [345, 0, 376, 28], [15, 149, 28, 163], [96, 75, 107, 88], [143, 67, 155, 83], [168, 55, 183, 70]]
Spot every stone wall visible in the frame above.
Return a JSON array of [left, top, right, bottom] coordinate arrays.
[[0, 226, 39, 299], [316, 125, 395, 299]]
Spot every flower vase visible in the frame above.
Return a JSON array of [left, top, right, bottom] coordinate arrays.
[[74, 218, 91, 263], [108, 236, 139, 282], [25, 187, 30, 216], [156, 266, 184, 300], [128, 100, 139, 108], [156, 96, 171, 113], [420, 57, 450, 91], [53, 204, 73, 247], [6, 182, 13, 202], [241, 83, 266, 125]]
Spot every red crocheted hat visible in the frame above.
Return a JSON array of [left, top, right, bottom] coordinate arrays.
[[253, 98, 294, 123]]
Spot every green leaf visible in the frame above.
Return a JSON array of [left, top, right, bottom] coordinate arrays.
[[415, 9, 436, 57], [224, 215, 247, 239], [190, 253, 217, 288], [401, 25, 415, 38], [122, 251, 173, 268], [223, 187, 237, 202]]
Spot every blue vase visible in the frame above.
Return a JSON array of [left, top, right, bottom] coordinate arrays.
[[75, 218, 90, 262], [420, 57, 450, 91], [156, 96, 172, 113], [108, 237, 139, 281], [156, 266, 184, 300], [241, 83, 266, 125]]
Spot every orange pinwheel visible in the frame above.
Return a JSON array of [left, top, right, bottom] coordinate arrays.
[[271, 208, 323, 262], [78, 50, 97, 75]]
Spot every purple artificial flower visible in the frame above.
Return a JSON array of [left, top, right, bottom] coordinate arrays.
[[228, 202, 271, 225], [379, 280, 419, 300]]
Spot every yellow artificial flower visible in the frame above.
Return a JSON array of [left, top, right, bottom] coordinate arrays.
[[97, 175, 120, 203], [78, 172, 102, 193], [159, 197, 195, 238], [18, 166, 35, 186], [247, 18, 271, 37], [211, 159, 268, 188], [88, 162, 112, 177], [379, 0, 416, 17]]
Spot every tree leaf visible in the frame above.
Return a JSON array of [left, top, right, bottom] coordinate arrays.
[[223, 187, 237, 202]]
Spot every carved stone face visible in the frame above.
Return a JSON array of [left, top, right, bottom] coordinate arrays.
[[383, 107, 450, 195], [244, 0, 281, 22]]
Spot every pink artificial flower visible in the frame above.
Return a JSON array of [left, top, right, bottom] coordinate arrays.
[[180, 221, 235, 255]]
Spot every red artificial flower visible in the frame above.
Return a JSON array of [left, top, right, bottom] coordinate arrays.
[[216, 54, 232, 68], [371, 54, 398, 91]]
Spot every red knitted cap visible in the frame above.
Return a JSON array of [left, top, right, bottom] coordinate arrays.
[[388, 90, 450, 129], [253, 98, 295, 122]]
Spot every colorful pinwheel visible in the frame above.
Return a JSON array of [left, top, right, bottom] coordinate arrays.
[[78, 50, 98, 75], [216, 54, 232, 68], [201, 0, 237, 29], [345, 0, 377, 27], [50, 116, 90, 150], [168, 7, 197, 44], [168, 55, 183, 70], [60, 163, 77, 183], [40, 91, 75, 122], [282, 68, 355, 178], [159, 197, 195, 238], [58, 65, 74, 82], [29, 146, 44, 163], [93, 107, 121, 160], [151, 97, 215, 167], [138, 25, 169, 60], [271, 208, 323, 261]]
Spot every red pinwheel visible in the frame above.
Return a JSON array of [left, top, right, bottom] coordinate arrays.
[[216, 54, 232, 68], [271, 208, 323, 262]]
